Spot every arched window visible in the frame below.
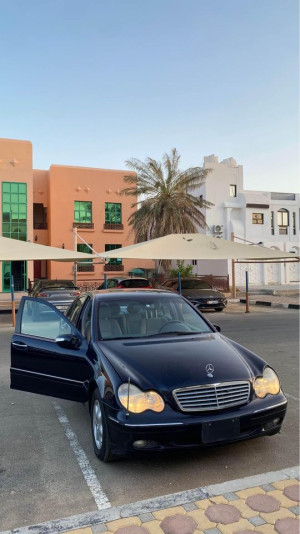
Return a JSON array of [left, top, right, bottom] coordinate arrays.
[[277, 209, 289, 235]]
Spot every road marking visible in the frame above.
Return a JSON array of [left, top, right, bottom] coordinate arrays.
[[52, 401, 111, 510]]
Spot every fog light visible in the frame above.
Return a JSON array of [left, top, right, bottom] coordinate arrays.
[[263, 418, 281, 431], [133, 440, 159, 450]]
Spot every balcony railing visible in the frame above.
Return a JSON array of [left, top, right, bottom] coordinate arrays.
[[33, 223, 48, 229], [104, 264, 124, 272], [77, 264, 95, 272], [103, 223, 124, 230], [73, 222, 94, 229]]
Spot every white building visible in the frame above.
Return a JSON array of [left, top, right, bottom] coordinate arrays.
[[191, 155, 299, 286]]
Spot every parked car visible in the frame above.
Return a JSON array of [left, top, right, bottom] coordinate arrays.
[[97, 277, 152, 289], [11, 289, 287, 462], [30, 279, 81, 313], [160, 278, 227, 311]]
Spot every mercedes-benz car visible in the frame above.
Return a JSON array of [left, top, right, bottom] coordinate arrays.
[[30, 279, 81, 313], [160, 278, 227, 311], [10, 289, 287, 462]]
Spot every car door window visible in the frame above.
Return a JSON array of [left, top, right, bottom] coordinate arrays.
[[79, 299, 92, 341], [21, 299, 72, 339]]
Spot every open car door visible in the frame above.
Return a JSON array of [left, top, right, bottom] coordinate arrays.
[[10, 297, 93, 403]]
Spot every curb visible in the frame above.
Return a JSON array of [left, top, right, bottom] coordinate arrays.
[[3, 466, 299, 534], [239, 299, 300, 310]]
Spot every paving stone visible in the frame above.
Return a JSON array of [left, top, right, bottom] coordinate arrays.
[[223, 492, 239, 501], [92, 525, 108, 533], [254, 525, 276, 534], [283, 484, 300, 502], [203, 528, 222, 534], [187, 508, 217, 530], [260, 508, 295, 525], [209, 496, 230, 505], [183, 503, 198, 512], [106, 517, 141, 532], [232, 530, 255, 534], [248, 516, 266, 526], [114, 527, 149, 534], [216, 518, 255, 534], [139, 513, 155, 523], [261, 484, 275, 492], [272, 479, 299, 490], [153, 507, 186, 520], [195, 498, 212, 510], [67, 529, 93, 534], [139, 520, 164, 533], [205, 503, 241, 524], [267, 489, 297, 508], [289, 505, 300, 515], [236, 487, 265, 499], [246, 494, 280, 513], [274, 517, 300, 534], [229, 499, 256, 519], [160, 513, 197, 534]]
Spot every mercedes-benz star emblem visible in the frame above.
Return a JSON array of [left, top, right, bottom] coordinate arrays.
[[206, 363, 214, 377]]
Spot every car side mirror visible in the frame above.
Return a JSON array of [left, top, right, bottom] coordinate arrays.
[[55, 334, 82, 350], [213, 324, 221, 332]]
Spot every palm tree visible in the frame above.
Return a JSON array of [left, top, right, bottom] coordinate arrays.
[[122, 148, 213, 272]]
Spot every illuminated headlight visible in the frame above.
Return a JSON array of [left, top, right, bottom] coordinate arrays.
[[118, 383, 165, 413], [254, 367, 280, 399]]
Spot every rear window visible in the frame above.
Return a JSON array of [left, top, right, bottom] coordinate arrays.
[[120, 279, 150, 288]]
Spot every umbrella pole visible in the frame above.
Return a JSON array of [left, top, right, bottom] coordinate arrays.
[[11, 275, 16, 327], [231, 232, 236, 298], [245, 270, 250, 313]]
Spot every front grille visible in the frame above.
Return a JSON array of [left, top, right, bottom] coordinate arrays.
[[173, 381, 250, 412]]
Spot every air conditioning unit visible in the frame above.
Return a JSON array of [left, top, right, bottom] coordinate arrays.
[[212, 224, 223, 236]]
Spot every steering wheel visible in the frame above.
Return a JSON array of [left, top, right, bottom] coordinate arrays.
[[159, 320, 191, 333]]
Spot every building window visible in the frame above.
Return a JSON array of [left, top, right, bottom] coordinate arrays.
[[2, 182, 27, 240], [74, 201, 92, 223], [230, 185, 237, 197], [271, 211, 274, 235], [192, 260, 197, 265], [105, 203, 122, 224], [77, 244, 94, 272], [105, 244, 122, 266], [292, 212, 296, 235], [252, 213, 264, 224], [277, 209, 289, 235], [33, 203, 47, 229]]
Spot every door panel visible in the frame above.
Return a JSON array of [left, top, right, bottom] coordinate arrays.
[[10, 297, 94, 402]]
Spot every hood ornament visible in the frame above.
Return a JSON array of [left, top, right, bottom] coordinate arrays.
[[206, 363, 214, 377]]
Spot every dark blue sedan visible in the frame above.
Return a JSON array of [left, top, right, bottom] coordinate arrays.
[[10, 289, 287, 462]]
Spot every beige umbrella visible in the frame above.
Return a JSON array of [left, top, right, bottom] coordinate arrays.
[[98, 233, 298, 260], [0, 236, 99, 261]]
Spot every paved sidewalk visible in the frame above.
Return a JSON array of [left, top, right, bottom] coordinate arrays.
[[3, 467, 299, 534]]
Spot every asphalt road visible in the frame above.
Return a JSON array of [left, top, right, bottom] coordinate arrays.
[[0, 304, 299, 531]]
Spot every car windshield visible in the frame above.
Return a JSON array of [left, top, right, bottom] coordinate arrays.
[[121, 279, 150, 288], [181, 280, 212, 290], [97, 295, 212, 340]]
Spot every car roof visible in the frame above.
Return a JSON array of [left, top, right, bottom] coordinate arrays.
[[92, 288, 177, 299]]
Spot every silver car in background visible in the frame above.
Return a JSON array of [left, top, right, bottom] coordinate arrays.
[[30, 279, 81, 313]]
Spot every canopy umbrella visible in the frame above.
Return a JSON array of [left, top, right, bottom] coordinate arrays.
[[98, 234, 298, 261], [0, 236, 99, 261], [129, 268, 145, 275]]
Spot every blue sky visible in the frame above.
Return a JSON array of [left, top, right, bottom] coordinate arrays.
[[0, 0, 298, 192]]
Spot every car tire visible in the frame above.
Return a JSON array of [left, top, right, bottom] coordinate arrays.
[[215, 308, 224, 312], [91, 389, 116, 462]]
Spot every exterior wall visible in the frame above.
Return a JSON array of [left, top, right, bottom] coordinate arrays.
[[46, 165, 153, 282], [0, 138, 154, 292], [0, 138, 34, 290], [191, 155, 299, 286]]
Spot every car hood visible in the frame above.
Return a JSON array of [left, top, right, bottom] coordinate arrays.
[[98, 334, 255, 391], [181, 288, 223, 298]]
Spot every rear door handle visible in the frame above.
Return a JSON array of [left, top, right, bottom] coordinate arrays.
[[12, 341, 28, 350]]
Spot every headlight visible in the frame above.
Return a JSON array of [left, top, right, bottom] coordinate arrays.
[[118, 383, 165, 413], [254, 367, 280, 398]]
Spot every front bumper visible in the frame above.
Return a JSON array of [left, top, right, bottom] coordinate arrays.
[[105, 393, 287, 456], [188, 298, 227, 310]]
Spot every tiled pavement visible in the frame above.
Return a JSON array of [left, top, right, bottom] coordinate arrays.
[[5, 468, 299, 534]]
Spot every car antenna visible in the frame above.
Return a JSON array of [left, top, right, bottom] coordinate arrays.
[[126, 377, 130, 418]]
